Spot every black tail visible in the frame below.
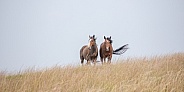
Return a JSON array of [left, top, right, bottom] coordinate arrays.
[[113, 44, 129, 55]]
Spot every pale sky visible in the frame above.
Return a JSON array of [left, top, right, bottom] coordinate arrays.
[[0, 0, 184, 72]]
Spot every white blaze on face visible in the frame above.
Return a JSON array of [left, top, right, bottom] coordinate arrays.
[[105, 39, 110, 51], [106, 39, 110, 43], [88, 39, 92, 49]]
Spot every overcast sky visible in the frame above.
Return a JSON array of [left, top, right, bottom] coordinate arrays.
[[0, 0, 184, 72]]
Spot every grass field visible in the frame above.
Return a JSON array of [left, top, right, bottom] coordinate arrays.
[[0, 53, 184, 92]]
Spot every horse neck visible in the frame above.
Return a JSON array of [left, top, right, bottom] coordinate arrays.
[[90, 44, 97, 54]]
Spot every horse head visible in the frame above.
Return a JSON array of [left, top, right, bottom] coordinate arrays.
[[104, 36, 112, 51], [88, 35, 97, 49]]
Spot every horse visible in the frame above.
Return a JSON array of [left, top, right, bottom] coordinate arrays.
[[80, 35, 98, 65], [100, 36, 129, 64]]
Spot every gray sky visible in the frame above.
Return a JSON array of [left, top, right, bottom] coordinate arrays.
[[0, 0, 184, 72]]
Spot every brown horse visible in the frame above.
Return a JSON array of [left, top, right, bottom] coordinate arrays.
[[100, 36, 113, 64], [80, 35, 98, 65], [100, 36, 129, 64]]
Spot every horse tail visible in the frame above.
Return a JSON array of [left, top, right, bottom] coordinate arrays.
[[113, 44, 129, 55]]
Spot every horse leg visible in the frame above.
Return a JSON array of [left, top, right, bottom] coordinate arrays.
[[81, 59, 84, 65], [80, 56, 84, 65], [93, 58, 97, 66], [86, 60, 91, 65], [100, 58, 104, 65], [104, 58, 107, 64], [92, 60, 95, 66], [108, 56, 112, 64]]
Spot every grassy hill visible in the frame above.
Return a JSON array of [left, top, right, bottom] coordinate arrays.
[[0, 53, 184, 92]]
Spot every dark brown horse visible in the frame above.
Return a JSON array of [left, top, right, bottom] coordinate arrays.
[[100, 36, 129, 64], [80, 35, 98, 65]]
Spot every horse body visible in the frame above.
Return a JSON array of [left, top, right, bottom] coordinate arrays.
[[81, 35, 128, 65], [100, 36, 129, 64], [80, 35, 98, 65], [100, 36, 113, 64]]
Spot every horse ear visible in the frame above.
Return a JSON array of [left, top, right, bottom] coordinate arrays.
[[109, 36, 111, 39], [89, 35, 91, 38], [93, 35, 95, 38], [104, 36, 106, 39]]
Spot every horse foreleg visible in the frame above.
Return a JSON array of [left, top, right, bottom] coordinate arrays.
[[86, 60, 91, 65], [104, 58, 107, 64], [81, 60, 84, 65], [93, 60, 96, 66], [93, 58, 97, 66], [100, 58, 104, 65], [108, 56, 112, 64]]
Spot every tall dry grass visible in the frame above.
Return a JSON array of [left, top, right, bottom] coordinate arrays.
[[0, 53, 184, 92]]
